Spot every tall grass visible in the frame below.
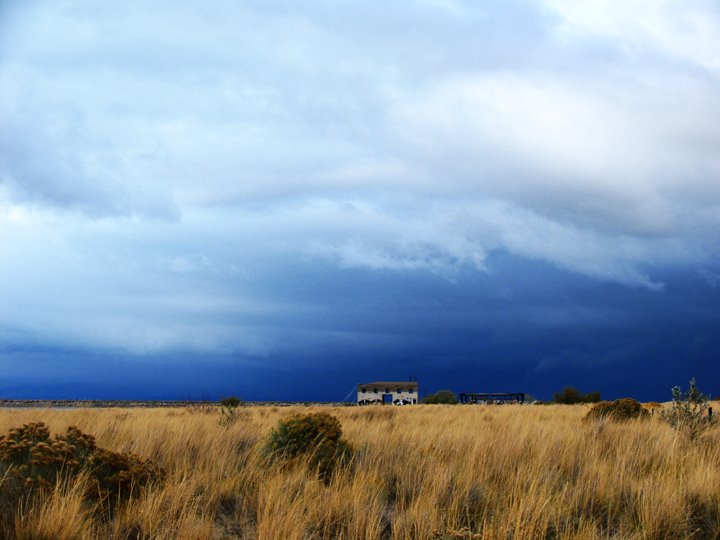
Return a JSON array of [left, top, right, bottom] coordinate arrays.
[[1, 404, 719, 539]]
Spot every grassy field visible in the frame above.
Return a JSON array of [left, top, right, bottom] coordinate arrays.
[[1, 404, 719, 539]]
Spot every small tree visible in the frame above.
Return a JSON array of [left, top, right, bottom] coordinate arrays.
[[220, 396, 242, 408], [423, 390, 458, 404], [218, 396, 244, 427], [553, 386, 601, 404], [662, 378, 716, 440]]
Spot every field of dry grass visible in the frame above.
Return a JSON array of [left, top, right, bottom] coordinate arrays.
[[1, 403, 719, 539]]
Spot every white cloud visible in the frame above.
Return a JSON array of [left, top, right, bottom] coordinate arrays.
[[545, 0, 720, 71], [1, 0, 720, 355]]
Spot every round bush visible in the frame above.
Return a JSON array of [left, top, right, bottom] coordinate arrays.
[[585, 398, 650, 422], [262, 413, 351, 482]]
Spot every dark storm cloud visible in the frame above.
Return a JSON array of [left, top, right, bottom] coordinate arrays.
[[2, 252, 718, 400]]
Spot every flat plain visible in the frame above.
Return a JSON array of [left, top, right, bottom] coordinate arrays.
[[1, 404, 719, 539]]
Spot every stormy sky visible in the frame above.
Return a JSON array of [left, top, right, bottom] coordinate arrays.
[[1, 0, 719, 401]]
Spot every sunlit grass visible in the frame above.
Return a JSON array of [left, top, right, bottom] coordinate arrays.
[[1, 404, 719, 539]]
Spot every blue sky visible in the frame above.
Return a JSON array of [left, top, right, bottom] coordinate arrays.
[[1, 1, 719, 401]]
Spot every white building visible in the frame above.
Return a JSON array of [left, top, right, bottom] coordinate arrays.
[[357, 381, 418, 405]]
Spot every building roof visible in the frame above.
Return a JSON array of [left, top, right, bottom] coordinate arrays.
[[358, 381, 418, 388]]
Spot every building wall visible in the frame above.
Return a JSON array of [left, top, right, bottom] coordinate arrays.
[[357, 384, 418, 404]]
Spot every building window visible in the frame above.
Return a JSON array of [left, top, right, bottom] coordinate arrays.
[[373, 388, 378, 393], [397, 388, 401, 393], [409, 388, 414, 393], [361, 388, 366, 393], [385, 388, 389, 393]]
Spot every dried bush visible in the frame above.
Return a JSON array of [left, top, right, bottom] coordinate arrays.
[[585, 398, 650, 422], [261, 413, 351, 482], [662, 378, 716, 440], [0, 422, 164, 513], [85, 447, 165, 501]]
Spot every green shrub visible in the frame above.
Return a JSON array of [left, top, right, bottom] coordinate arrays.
[[261, 413, 351, 482], [0, 422, 164, 511], [423, 390, 458, 404], [662, 378, 716, 440], [553, 386, 601, 404], [585, 398, 649, 422]]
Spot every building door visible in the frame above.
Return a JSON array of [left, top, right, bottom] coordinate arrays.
[[382, 394, 393, 405]]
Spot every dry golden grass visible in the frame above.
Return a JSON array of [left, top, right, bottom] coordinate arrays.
[[1, 404, 719, 539]]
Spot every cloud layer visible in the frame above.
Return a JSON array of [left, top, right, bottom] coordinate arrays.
[[1, 0, 719, 398]]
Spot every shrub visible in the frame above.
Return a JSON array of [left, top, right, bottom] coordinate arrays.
[[662, 378, 716, 440], [261, 413, 351, 482], [85, 447, 166, 501], [0, 422, 164, 511], [220, 396, 243, 408], [218, 396, 245, 427], [423, 390, 458, 404], [553, 386, 601, 404], [585, 398, 650, 422]]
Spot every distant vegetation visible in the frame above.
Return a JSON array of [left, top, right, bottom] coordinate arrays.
[[422, 389, 458, 404], [552, 385, 601, 404]]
